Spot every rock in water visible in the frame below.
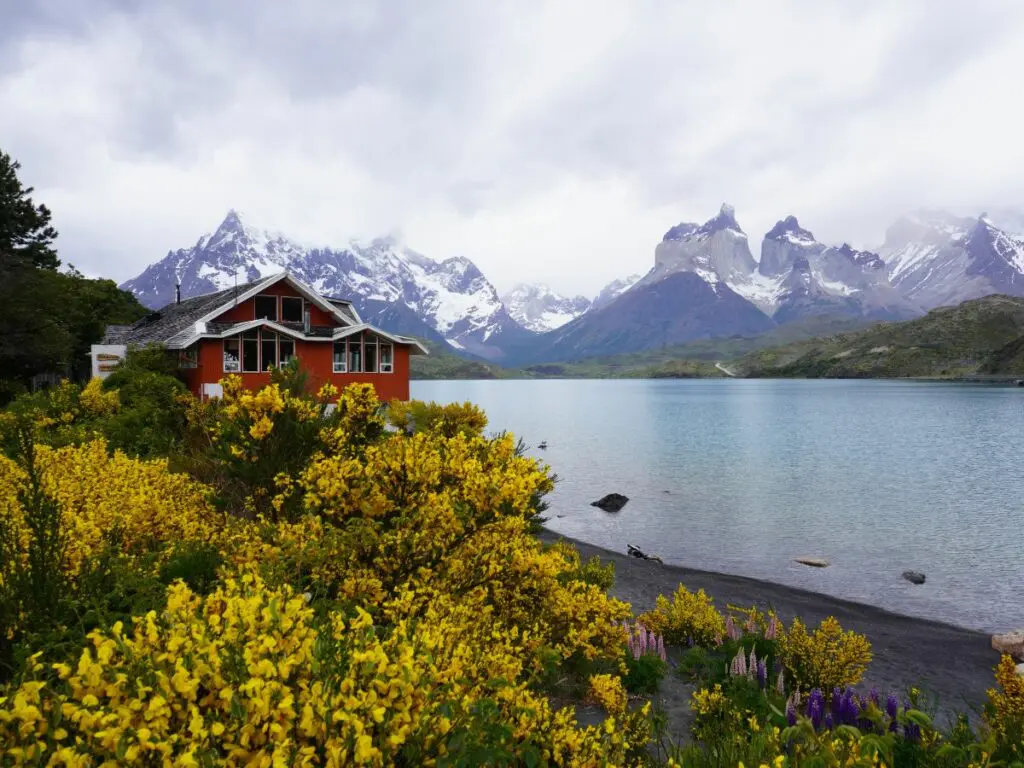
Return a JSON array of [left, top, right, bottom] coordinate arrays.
[[591, 493, 629, 512], [902, 570, 926, 585], [794, 557, 830, 568], [992, 630, 1024, 660]]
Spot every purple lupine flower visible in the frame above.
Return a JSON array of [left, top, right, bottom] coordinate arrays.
[[756, 659, 767, 689], [776, 669, 785, 695], [745, 614, 757, 633], [713, 634, 723, 647], [831, 687, 843, 719], [687, 635, 695, 648], [785, 697, 797, 726], [886, 692, 899, 732], [647, 628, 656, 655], [657, 634, 666, 662], [748, 648, 757, 679], [824, 712, 834, 730], [904, 722, 921, 744], [765, 616, 778, 640], [637, 624, 647, 655], [869, 688, 880, 708], [807, 688, 824, 731]]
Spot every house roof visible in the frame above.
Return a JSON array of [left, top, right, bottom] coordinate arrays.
[[104, 272, 425, 354], [105, 282, 260, 346]]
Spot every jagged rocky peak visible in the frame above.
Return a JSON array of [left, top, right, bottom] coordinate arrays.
[[835, 243, 885, 270], [759, 215, 823, 277], [501, 283, 592, 333], [707, 202, 741, 233], [766, 215, 815, 243], [653, 203, 756, 284]]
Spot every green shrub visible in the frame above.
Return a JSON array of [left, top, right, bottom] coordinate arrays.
[[624, 651, 667, 695]]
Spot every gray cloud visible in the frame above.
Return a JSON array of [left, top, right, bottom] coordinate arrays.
[[2, 0, 1023, 295]]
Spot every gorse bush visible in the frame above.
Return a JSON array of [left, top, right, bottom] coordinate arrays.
[[0, 376, 654, 765], [777, 616, 873, 692], [639, 583, 727, 646], [386, 398, 488, 438]]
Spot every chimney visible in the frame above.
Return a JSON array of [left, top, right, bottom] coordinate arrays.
[[175, 283, 181, 304], [303, 308, 311, 333]]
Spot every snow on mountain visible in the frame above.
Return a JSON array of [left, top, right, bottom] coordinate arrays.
[[591, 273, 642, 310], [879, 210, 1024, 309], [501, 283, 591, 333], [643, 206, 916, 322], [121, 211, 531, 359]]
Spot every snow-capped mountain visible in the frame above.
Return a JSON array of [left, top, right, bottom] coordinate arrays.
[[640, 204, 915, 322], [591, 274, 642, 310], [880, 210, 1024, 309], [500, 283, 592, 333], [121, 210, 534, 360]]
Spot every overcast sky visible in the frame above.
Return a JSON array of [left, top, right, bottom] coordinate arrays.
[[3, 0, 1023, 296]]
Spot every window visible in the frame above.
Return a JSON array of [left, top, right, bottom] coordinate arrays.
[[223, 339, 240, 372], [333, 340, 347, 373], [379, 343, 393, 373], [178, 346, 198, 369], [349, 338, 363, 373], [279, 338, 296, 366], [261, 333, 278, 371], [254, 295, 278, 321], [242, 330, 260, 372], [364, 337, 378, 373], [281, 296, 303, 323]]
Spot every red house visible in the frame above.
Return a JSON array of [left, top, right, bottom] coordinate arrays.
[[92, 272, 427, 401]]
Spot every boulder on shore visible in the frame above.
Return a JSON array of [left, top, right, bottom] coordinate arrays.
[[794, 557, 830, 568], [591, 493, 629, 512], [902, 570, 926, 585], [992, 630, 1024, 660]]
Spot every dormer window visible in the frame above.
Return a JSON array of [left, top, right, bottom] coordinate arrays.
[[281, 296, 303, 323], [254, 295, 278, 321]]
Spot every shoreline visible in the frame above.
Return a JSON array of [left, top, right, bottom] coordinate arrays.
[[539, 528, 1002, 725]]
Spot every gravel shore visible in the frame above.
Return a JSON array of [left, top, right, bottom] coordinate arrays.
[[540, 529, 1002, 742]]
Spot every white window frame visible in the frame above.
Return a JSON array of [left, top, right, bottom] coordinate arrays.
[[223, 338, 241, 373], [333, 339, 347, 373], [379, 342, 393, 373]]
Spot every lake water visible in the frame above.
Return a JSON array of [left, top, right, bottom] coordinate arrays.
[[411, 379, 1024, 633]]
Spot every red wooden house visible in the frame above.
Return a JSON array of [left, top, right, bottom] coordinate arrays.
[[92, 272, 427, 401]]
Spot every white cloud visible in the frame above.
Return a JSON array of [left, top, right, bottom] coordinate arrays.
[[2, 0, 1023, 296]]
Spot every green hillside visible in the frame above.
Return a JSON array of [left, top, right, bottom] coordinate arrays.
[[738, 295, 1024, 378], [409, 340, 520, 380], [517, 315, 868, 378]]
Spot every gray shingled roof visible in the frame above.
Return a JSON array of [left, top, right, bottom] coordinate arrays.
[[103, 277, 363, 348], [103, 282, 259, 346]]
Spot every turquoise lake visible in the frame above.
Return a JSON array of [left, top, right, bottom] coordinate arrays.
[[411, 379, 1024, 632]]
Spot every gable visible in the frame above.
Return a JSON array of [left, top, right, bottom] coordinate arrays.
[[210, 281, 341, 328]]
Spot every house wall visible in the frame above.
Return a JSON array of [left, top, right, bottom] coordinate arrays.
[[188, 337, 411, 402], [213, 283, 340, 326]]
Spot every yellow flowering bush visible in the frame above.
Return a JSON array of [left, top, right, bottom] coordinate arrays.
[[0, 439, 217, 581], [0, 376, 655, 764], [77, 378, 119, 418], [986, 653, 1024, 748], [776, 616, 872, 692], [639, 584, 727, 646], [386, 399, 488, 438], [0, 573, 649, 766]]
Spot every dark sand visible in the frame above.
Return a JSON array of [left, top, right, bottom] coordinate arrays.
[[540, 529, 1002, 741]]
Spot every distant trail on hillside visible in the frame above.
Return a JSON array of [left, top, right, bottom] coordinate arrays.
[[715, 362, 737, 377]]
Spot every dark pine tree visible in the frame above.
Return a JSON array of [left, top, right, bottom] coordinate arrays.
[[0, 150, 59, 270]]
